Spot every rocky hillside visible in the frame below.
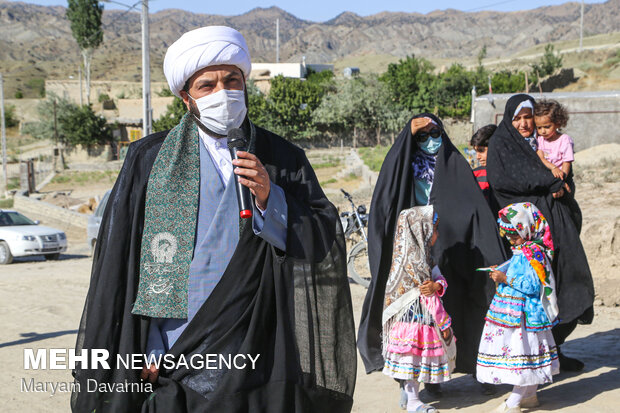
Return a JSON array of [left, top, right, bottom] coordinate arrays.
[[0, 0, 619, 93]]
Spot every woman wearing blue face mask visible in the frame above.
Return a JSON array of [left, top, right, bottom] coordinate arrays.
[[359, 113, 508, 407], [410, 116, 444, 206]]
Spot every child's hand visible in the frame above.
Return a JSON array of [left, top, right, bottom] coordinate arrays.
[[551, 166, 565, 179], [420, 280, 440, 296], [490, 270, 507, 284], [442, 328, 453, 344]]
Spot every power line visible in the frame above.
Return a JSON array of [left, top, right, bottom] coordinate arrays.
[[465, 0, 517, 12]]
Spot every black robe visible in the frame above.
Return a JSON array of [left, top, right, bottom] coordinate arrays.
[[71, 123, 356, 413], [357, 114, 508, 375], [486, 94, 594, 326]]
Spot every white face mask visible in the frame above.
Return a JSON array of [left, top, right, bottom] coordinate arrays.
[[188, 88, 247, 136]]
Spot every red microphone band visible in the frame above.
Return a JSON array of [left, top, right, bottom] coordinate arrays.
[[240, 209, 253, 219]]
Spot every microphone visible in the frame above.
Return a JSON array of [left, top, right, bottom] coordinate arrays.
[[227, 128, 253, 219]]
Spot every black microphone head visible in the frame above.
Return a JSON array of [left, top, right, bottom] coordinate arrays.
[[227, 128, 246, 150]]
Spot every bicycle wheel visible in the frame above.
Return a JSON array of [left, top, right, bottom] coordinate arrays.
[[347, 241, 371, 288]]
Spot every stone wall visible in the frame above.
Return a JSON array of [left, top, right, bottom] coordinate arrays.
[[443, 118, 475, 147], [64, 144, 114, 163], [13, 194, 89, 240]]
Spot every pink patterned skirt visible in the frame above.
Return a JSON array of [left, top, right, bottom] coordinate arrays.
[[383, 321, 451, 382]]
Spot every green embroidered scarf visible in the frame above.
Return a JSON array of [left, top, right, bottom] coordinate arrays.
[[132, 113, 200, 318]]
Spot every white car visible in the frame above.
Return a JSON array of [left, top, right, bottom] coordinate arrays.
[[0, 209, 68, 264]]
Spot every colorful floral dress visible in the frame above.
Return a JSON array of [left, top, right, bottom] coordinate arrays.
[[383, 266, 453, 383], [477, 202, 560, 386]]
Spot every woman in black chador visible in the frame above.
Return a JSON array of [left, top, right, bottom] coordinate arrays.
[[358, 113, 507, 399], [486, 94, 594, 371]]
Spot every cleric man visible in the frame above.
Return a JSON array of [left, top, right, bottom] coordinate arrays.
[[72, 26, 356, 413]]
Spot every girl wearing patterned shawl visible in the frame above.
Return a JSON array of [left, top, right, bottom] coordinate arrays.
[[477, 202, 559, 413], [382, 206, 455, 413], [359, 113, 507, 384]]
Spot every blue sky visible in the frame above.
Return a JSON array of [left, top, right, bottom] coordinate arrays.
[[13, 0, 607, 22]]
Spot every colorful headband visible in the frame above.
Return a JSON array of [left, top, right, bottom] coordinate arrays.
[[498, 217, 518, 237]]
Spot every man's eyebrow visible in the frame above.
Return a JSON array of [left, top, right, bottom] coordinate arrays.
[[223, 71, 242, 81], [195, 78, 216, 87]]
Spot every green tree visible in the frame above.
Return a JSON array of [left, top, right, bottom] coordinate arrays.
[[305, 68, 336, 89], [4, 104, 19, 128], [157, 88, 174, 97], [477, 45, 487, 67], [266, 75, 326, 139], [246, 81, 275, 131], [314, 75, 409, 146], [433, 64, 477, 118], [531, 44, 563, 78], [379, 55, 435, 112], [152, 97, 186, 132], [59, 104, 113, 147], [23, 94, 75, 141], [313, 77, 366, 145], [24, 93, 112, 149], [66, 0, 104, 104], [490, 70, 527, 94], [98, 93, 110, 103]]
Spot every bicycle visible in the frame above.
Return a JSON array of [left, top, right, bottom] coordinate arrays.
[[339, 189, 371, 288]]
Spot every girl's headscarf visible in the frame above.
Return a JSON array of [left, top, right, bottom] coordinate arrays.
[[382, 206, 435, 352], [498, 202, 559, 322]]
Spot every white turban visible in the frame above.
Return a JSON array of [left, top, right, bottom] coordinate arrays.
[[163, 26, 251, 98]]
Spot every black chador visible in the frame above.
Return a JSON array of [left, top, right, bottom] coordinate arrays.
[[486, 94, 594, 343], [71, 122, 357, 413], [358, 113, 508, 375]]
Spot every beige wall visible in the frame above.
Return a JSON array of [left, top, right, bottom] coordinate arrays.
[[64, 144, 114, 163], [45, 80, 169, 103], [251, 63, 304, 78], [5, 99, 41, 124], [116, 97, 175, 121]]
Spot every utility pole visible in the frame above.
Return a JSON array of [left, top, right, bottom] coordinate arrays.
[[276, 18, 280, 64], [0, 73, 7, 197], [78, 65, 84, 106], [470, 85, 476, 124], [525, 71, 529, 94], [53, 99, 60, 172], [579, 0, 584, 52], [141, 0, 152, 137]]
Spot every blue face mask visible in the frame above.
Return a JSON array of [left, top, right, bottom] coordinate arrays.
[[419, 136, 443, 154]]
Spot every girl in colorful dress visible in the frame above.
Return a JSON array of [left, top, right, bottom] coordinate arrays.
[[382, 206, 456, 413], [477, 202, 560, 413]]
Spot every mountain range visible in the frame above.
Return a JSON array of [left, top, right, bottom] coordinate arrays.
[[0, 0, 619, 90]]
